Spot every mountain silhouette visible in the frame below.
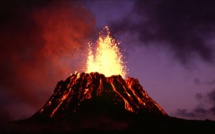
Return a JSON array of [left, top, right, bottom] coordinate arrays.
[[1, 72, 215, 133], [31, 72, 167, 119]]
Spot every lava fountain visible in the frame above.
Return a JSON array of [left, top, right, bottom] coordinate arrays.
[[86, 26, 127, 78]]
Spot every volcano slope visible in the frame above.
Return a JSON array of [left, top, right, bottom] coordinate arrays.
[[2, 72, 215, 133]]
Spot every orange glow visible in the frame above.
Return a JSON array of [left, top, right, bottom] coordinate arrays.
[[36, 72, 167, 118], [50, 89, 71, 117], [86, 26, 127, 78], [108, 78, 134, 112]]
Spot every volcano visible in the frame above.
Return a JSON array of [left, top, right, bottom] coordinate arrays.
[[3, 72, 215, 133], [32, 72, 167, 119], [2, 27, 215, 133]]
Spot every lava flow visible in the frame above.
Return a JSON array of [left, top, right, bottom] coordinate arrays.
[[32, 27, 167, 119], [33, 72, 167, 118]]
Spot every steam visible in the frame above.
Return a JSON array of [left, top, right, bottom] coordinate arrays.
[[0, 0, 95, 120]]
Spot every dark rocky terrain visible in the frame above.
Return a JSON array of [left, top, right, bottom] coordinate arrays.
[[1, 72, 215, 133]]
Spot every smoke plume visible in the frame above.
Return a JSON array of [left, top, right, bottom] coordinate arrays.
[[0, 0, 95, 120], [110, 0, 215, 64]]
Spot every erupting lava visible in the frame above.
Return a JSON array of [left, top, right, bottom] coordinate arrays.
[[33, 72, 167, 119], [86, 26, 127, 78], [31, 26, 167, 120]]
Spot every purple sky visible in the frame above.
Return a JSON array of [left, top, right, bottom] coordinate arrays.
[[0, 0, 215, 122], [82, 0, 215, 120]]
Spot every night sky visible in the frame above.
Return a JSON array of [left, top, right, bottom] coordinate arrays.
[[1, 0, 215, 123]]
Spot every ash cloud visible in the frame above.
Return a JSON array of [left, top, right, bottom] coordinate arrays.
[[110, 0, 215, 64], [0, 0, 95, 121], [175, 89, 215, 120]]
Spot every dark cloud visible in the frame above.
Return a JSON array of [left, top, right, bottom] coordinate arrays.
[[193, 107, 208, 115], [210, 106, 215, 115], [195, 93, 203, 100], [110, 0, 215, 64], [206, 80, 215, 85], [175, 109, 196, 118], [194, 78, 215, 85], [194, 78, 201, 84], [207, 89, 215, 115], [176, 89, 215, 119], [208, 89, 215, 102], [0, 0, 95, 120], [176, 107, 209, 118], [176, 106, 208, 119]]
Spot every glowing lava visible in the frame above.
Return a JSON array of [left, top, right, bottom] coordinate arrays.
[[34, 72, 167, 118], [86, 26, 127, 78], [32, 26, 167, 120]]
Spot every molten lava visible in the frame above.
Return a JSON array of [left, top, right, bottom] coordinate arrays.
[[33, 72, 167, 118], [31, 26, 167, 121], [86, 26, 127, 78]]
